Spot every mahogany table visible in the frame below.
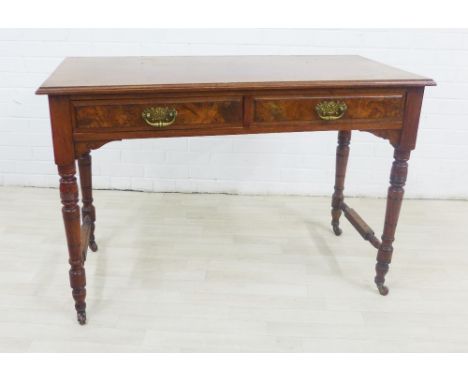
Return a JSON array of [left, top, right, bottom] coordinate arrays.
[[36, 56, 435, 325]]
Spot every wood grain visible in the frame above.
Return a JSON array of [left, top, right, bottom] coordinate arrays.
[[253, 93, 404, 124], [58, 162, 87, 325], [36, 56, 435, 95], [74, 97, 242, 131], [375, 149, 411, 296]]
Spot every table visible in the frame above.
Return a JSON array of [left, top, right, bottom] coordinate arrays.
[[36, 56, 435, 325]]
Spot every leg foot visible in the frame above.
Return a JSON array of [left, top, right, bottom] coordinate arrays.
[[89, 241, 98, 252], [376, 283, 389, 296], [332, 224, 342, 236], [77, 311, 87, 325]]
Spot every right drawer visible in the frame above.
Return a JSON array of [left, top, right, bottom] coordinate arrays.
[[251, 91, 406, 129]]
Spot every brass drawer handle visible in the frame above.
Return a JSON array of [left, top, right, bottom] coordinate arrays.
[[315, 100, 347, 121], [142, 106, 177, 127]]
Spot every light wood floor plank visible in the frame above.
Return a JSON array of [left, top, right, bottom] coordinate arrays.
[[0, 186, 467, 352]]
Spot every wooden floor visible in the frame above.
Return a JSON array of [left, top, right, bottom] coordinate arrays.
[[1, 186, 467, 352]]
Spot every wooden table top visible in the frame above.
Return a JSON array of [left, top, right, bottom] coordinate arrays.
[[36, 55, 435, 95]]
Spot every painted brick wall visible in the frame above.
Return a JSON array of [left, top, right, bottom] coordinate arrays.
[[1, 29, 467, 198]]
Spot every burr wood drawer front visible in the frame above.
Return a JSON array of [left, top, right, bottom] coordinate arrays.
[[73, 97, 243, 132], [251, 92, 406, 128]]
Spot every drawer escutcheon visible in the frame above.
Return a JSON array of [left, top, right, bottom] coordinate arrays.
[[315, 100, 347, 121], [142, 106, 177, 127]]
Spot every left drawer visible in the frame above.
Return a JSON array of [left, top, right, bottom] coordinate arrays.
[[73, 97, 243, 132]]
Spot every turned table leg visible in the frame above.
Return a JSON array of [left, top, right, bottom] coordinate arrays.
[[331, 130, 351, 236], [78, 151, 98, 254], [59, 163, 87, 325], [375, 149, 411, 296]]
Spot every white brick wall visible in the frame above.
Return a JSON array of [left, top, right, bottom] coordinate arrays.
[[1, 29, 467, 198]]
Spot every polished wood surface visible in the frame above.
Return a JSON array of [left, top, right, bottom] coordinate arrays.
[[253, 91, 404, 124], [66, 88, 410, 150], [36, 56, 435, 95], [375, 148, 411, 296], [37, 55, 434, 324], [74, 97, 243, 131], [70, 90, 405, 141], [58, 162, 87, 325]]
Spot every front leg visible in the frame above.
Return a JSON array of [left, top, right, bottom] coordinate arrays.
[[59, 162, 87, 324], [375, 149, 411, 296], [78, 151, 97, 253]]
